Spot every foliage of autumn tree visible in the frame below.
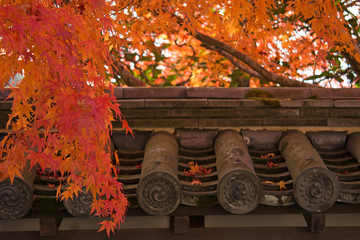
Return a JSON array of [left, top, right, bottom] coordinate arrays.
[[0, 0, 359, 236], [0, 0, 131, 235], [111, 0, 359, 88]]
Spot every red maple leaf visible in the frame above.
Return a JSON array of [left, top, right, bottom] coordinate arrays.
[[266, 161, 278, 168], [184, 170, 195, 177], [191, 178, 202, 186], [98, 220, 116, 237]]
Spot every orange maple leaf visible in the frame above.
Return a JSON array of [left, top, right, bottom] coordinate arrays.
[[189, 163, 202, 175], [184, 162, 211, 177], [98, 220, 116, 237], [263, 180, 276, 185], [114, 151, 120, 165], [261, 153, 275, 158], [278, 181, 287, 191]]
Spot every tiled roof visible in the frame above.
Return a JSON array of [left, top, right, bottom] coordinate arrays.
[[3, 129, 358, 220], [0, 87, 359, 221], [108, 129, 359, 216]]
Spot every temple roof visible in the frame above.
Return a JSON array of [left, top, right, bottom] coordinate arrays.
[[0, 87, 359, 223]]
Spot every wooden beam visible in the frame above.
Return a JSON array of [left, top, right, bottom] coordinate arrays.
[[189, 215, 205, 228], [2, 227, 360, 240], [303, 213, 326, 232], [172, 216, 190, 234], [26, 203, 360, 219], [39, 217, 63, 236]]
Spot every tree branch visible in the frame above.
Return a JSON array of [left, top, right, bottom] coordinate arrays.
[[110, 55, 146, 87], [343, 51, 360, 78], [168, 8, 319, 87], [193, 30, 319, 87], [205, 44, 263, 79], [342, 40, 360, 79]]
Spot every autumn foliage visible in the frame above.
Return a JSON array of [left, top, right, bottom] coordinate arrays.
[[184, 161, 212, 185], [0, 0, 130, 235], [109, 0, 360, 87], [0, 0, 359, 235]]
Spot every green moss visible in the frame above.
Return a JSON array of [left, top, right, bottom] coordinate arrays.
[[258, 98, 281, 107], [308, 94, 318, 99], [245, 89, 280, 107], [245, 89, 275, 99]]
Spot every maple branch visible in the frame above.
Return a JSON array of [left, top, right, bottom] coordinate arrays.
[[168, 9, 319, 87], [343, 0, 360, 9], [206, 44, 263, 79], [110, 55, 146, 87], [342, 40, 360, 79], [343, 52, 360, 79], [133, 63, 155, 87], [193, 31, 319, 87]]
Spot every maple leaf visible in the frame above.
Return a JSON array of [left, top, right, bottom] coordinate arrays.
[[91, 199, 105, 215], [261, 153, 276, 159], [184, 162, 211, 177], [136, 162, 142, 168], [263, 180, 276, 185], [184, 169, 194, 177], [189, 163, 202, 175], [60, 190, 74, 201], [121, 119, 133, 136], [191, 178, 202, 186], [56, 184, 62, 200], [266, 161, 278, 168], [200, 168, 212, 175], [98, 220, 116, 237], [100, 184, 117, 199], [114, 151, 120, 165], [278, 181, 287, 191]]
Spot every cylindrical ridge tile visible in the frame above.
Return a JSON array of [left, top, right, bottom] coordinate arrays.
[[279, 131, 340, 212], [346, 132, 360, 163], [137, 132, 181, 215], [215, 130, 262, 214], [0, 160, 36, 219]]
